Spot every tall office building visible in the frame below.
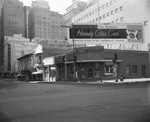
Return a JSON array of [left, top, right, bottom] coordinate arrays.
[[72, 0, 150, 24], [0, 0, 24, 72], [64, 0, 87, 25], [50, 11, 67, 40], [28, 0, 67, 40]]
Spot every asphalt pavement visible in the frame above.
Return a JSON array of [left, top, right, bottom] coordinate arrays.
[[0, 79, 150, 122]]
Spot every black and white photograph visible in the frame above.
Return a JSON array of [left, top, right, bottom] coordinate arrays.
[[0, 0, 150, 121]]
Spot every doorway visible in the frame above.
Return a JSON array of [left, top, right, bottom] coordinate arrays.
[[141, 65, 146, 77]]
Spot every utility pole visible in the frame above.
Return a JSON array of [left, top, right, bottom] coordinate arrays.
[[113, 53, 118, 82], [61, 23, 76, 81]]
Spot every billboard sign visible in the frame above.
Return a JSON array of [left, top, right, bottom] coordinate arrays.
[[69, 23, 143, 44]]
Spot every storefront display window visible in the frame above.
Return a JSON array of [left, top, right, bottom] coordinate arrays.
[[95, 63, 99, 71], [104, 62, 113, 76], [80, 63, 86, 79], [88, 68, 93, 77], [95, 63, 100, 78], [81, 64, 85, 71], [126, 65, 131, 75], [132, 65, 137, 75]]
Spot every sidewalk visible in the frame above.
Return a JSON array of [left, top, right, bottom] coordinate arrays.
[[87, 78, 150, 84], [29, 78, 150, 84]]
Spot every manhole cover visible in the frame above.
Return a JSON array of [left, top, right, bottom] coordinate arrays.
[[86, 105, 106, 111]]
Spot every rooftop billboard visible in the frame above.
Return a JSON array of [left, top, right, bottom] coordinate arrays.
[[69, 23, 143, 44]]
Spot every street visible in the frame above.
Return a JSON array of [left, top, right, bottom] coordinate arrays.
[[0, 80, 150, 122]]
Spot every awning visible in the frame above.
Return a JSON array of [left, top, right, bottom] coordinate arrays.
[[32, 70, 43, 75]]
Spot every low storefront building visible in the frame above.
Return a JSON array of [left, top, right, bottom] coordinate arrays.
[[55, 46, 149, 82]]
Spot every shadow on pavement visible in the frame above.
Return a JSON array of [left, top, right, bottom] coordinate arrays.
[[0, 112, 11, 122], [0, 79, 19, 89]]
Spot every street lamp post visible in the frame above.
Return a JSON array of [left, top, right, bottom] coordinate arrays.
[[61, 23, 76, 81]]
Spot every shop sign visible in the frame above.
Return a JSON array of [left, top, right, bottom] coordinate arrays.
[[70, 29, 127, 39], [55, 56, 64, 64], [43, 57, 54, 66]]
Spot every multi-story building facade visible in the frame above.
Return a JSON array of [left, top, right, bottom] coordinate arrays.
[[28, 0, 67, 40], [4, 34, 37, 73], [64, 0, 87, 25], [50, 11, 67, 40], [2, 0, 24, 37], [28, 0, 50, 40], [70, 0, 150, 51], [0, 0, 4, 71], [0, 0, 24, 72]]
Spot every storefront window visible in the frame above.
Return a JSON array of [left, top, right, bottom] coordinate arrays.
[[95, 63, 99, 71], [132, 65, 137, 75], [95, 63, 100, 78], [88, 68, 93, 77], [80, 63, 86, 78], [126, 65, 131, 75], [81, 64, 85, 71], [104, 62, 113, 76]]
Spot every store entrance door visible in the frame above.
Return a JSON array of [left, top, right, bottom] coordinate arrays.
[[141, 65, 146, 77], [87, 67, 94, 78]]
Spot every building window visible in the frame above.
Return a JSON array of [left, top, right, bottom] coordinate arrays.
[[95, 8, 98, 13], [8, 44, 11, 71], [103, 14, 106, 18], [116, 19, 119, 23], [93, 19, 95, 23], [106, 3, 109, 7], [88, 67, 94, 77], [132, 65, 137, 75], [120, 6, 123, 11], [144, 21, 148, 26], [104, 62, 114, 76], [107, 12, 110, 17], [96, 17, 98, 22], [120, 17, 124, 22], [110, 0, 113, 5], [92, 10, 94, 14], [102, 5, 105, 9], [99, 16, 102, 20], [111, 10, 114, 15], [126, 65, 131, 75], [89, 12, 91, 16], [115, 8, 118, 13], [99, 7, 101, 11]]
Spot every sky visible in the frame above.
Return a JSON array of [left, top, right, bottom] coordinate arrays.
[[20, 0, 88, 14]]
